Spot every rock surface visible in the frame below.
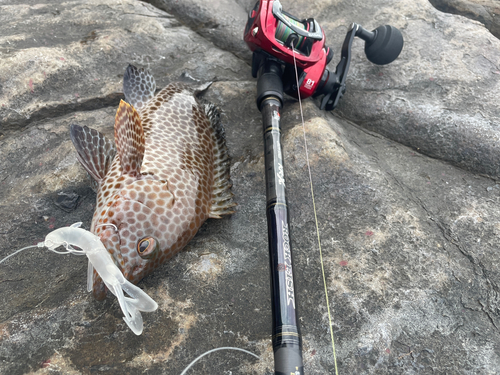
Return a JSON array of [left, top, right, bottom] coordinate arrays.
[[0, 0, 250, 132], [149, 0, 500, 178], [429, 0, 500, 38], [147, 0, 252, 61], [1, 0, 500, 374], [331, 0, 500, 178]]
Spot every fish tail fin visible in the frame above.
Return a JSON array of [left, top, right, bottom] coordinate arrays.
[[70, 124, 116, 188], [206, 104, 237, 219], [123, 64, 156, 110], [115, 100, 145, 177]]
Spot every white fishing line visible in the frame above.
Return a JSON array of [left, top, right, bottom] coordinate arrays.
[[0, 245, 40, 265], [179, 347, 260, 375], [291, 41, 339, 375], [0, 242, 87, 265]]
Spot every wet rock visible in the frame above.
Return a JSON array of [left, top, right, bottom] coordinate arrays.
[[1, 0, 500, 374]]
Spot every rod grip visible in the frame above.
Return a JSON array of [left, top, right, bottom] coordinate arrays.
[[275, 344, 304, 374]]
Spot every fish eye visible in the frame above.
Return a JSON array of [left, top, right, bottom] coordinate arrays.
[[137, 237, 159, 259]]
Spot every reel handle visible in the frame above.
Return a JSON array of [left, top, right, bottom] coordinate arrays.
[[314, 23, 404, 111]]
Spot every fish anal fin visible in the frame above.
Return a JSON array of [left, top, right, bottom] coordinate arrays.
[[123, 64, 156, 110], [115, 100, 145, 177], [70, 124, 116, 186], [206, 104, 237, 218]]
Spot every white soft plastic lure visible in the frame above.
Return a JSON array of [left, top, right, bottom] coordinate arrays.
[[1, 223, 157, 335]]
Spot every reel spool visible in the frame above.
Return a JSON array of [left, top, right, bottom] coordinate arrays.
[[274, 14, 314, 55]]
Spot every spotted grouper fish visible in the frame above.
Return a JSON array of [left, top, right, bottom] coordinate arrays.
[[70, 65, 235, 300]]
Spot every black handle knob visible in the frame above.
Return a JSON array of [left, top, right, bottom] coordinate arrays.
[[357, 25, 404, 65]]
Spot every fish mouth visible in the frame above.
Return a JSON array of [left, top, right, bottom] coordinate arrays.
[[96, 225, 124, 263]]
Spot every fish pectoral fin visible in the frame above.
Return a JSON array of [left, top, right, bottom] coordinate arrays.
[[123, 64, 156, 110], [115, 100, 145, 177], [205, 103, 237, 218], [70, 124, 116, 184]]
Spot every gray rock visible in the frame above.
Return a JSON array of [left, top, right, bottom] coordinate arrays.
[[331, 0, 500, 178], [147, 0, 252, 61], [1, 0, 500, 374], [0, 0, 250, 133], [429, 0, 500, 39], [146, 0, 500, 178]]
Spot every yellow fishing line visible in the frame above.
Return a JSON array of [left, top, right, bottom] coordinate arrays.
[[291, 43, 339, 375]]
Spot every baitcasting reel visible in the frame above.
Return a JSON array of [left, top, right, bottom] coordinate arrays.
[[244, 0, 404, 110]]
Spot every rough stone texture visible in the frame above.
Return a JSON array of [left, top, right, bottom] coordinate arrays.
[[149, 0, 500, 179], [147, 0, 252, 61], [0, 0, 250, 133], [330, 0, 500, 178], [1, 0, 500, 374], [429, 0, 500, 38]]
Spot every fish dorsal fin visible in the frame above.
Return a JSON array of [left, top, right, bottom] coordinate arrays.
[[123, 64, 156, 110], [114, 100, 145, 177], [204, 104, 237, 219], [70, 124, 116, 185]]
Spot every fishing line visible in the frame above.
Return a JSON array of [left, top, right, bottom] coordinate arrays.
[[179, 347, 260, 375], [0, 245, 40, 265], [291, 42, 339, 374], [0, 242, 86, 265]]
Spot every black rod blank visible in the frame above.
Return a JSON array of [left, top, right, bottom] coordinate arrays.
[[257, 57, 304, 375]]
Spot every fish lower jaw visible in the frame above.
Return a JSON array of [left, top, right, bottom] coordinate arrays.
[[92, 278, 108, 301]]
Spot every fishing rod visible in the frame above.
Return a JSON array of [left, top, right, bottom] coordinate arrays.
[[244, 1, 403, 373]]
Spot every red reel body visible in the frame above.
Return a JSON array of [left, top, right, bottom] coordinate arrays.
[[244, 0, 329, 99]]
